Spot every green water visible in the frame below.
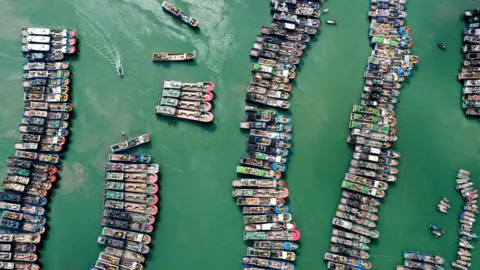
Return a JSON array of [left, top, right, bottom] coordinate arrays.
[[0, 0, 480, 269]]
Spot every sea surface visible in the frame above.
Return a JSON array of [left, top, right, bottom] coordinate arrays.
[[0, 0, 479, 269]]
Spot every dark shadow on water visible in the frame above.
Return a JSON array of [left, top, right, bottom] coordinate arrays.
[[155, 114, 217, 132], [151, 60, 198, 69]]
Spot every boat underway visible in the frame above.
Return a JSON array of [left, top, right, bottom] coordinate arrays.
[[152, 52, 195, 61], [110, 134, 150, 153], [161, 1, 198, 27]]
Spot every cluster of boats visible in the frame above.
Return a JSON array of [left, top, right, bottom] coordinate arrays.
[[451, 169, 478, 270], [395, 250, 445, 270], [0, 27, 78, 269], [324, 0, 420, 269], [155, 81, 215, 123], [90, 151, 159, 270], [460, 9, 480, 116], [21, 27, 77, 57], [232, 0, 327, 269]]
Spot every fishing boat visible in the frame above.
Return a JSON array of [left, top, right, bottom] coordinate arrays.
[[159, 98, 212, 112], [350, 160, 398, 174], [350, 113, 396, 125], [104, 209, 155, 225], [243, 206, 288, 215], [242, 256, 295, 270], [239, 157, 286, 172], [152, 52, 195, 61], [272, 11, 320, 28], [253, 241, 298, 251], [250, 129, 292, 141], [247, 85, 291, 100], [332, 229, 371, 244], [353, 152, 398, 166], [23, 61, 69, 71], [246, 247, 296, 261], [25, 52, 64, 62], [330, 244, 369, 260], [105, 172, 158, 183], [244, 214, 292, 224], [347, 135, 392, 149], [335, 209, 376, 228], [244, 230, 300, 242], [110, 134, 150, 153], [161, 89, 214, 101], [324, 252, 372, 269], [236, 198, 285, 206], [348, 167, 396, 182], [105, 190, 158, 205], [245, 222, 296, 232], [232, 188, 289, 198], [162, 81, 214, 91], [108, 154, 151, 164], [270, 21, 317, 35], [161, 1, 198, 27], [250, 78, 292, 92], [236, 166, 282, 179], [338, 204, 379, 221], [155, 105, 214, 122], [104, 200, 158, 215], [354, 145, 400, 158], [351, 128, 397, 142], [23, 70, 70, 79], [232, 179, 285, 188], [104, 246, 146, 263], [101, 218, 153, 235], [246, 93, 291, 109], [102, 227, 151, 244], [97, 236, 150, 254], [105, 181, 158, 194], [0, 192, 47, 206], [404, 251, 444, 265], [332, 218, 380, 238]]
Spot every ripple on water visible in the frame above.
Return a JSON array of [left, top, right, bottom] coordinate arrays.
[[59, 162, 88, 195]]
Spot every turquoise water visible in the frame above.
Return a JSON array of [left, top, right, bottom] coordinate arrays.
[[0, 0, 479, 269]]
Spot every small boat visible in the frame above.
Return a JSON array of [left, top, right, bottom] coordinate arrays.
[[108, 154, 151, 164], [152, 52, 195, 61], [326, 20, 337, 25], [110, 134, 150, 153], [253, 241, 298, 251], [429, 224, 444, 238], [161, 1, 198, 27], [242, 256, 295, 270], [155, 105, 214, 122], [232, 188, 289, 199], [117, 65, 124, 78], [437, 43, 447, 50], [236, 198, 285, 206]]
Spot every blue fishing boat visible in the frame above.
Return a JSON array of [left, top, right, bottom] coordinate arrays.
[[162, 1, 199, 28]]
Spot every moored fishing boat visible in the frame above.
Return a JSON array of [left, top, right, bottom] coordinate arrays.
[[324, 252, 372, 269], [159, 98, 212, 112], [246, 143, 288, 157], [243, 205, 288, 215], [155, 105, 214, 123], [232, 188, 289, 198], [354, 145, 401, 158], [240, 157, 286, 172], [237, 198, 285, 206], [332, 218, 380, 238], [236, 166, 282, 179], [338, 204, 379, 221], [163, 81, 214, 91], [105, 181, 158, 194], [104, 246, 146, 263], [247, 151, 287, 164], [242, 256, 295, 269], [0, 192, 48, 206], [244, 213, 292, 224], [161, 89, 214, 101], [403, 250, 444, 265], [246, 247, 296, 261], [348, 166, 397, 182], [108, 154, 151, 164], [335, 210, 377, 228], [105, 191, 158, 205], [102, 227, 151, 244], [105, 172, 158, 183], [232, 179, 285, 188], [103, 209, 155, 225], [330, 244, 369, 260], [246, 93, 291, 109], [104, 200, 158, 215], [347, 135, 392, 149], [97, 236, 150, 254], [23, 61, 69, 71], [101, 218, 153, 233], [25, 52, 64, 62], [253, 240, 298, 251], [245, 222, 296, 232], [241, 121, 292, 132], [353, 152, 399, 166], [332, 229, 371, 244]]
